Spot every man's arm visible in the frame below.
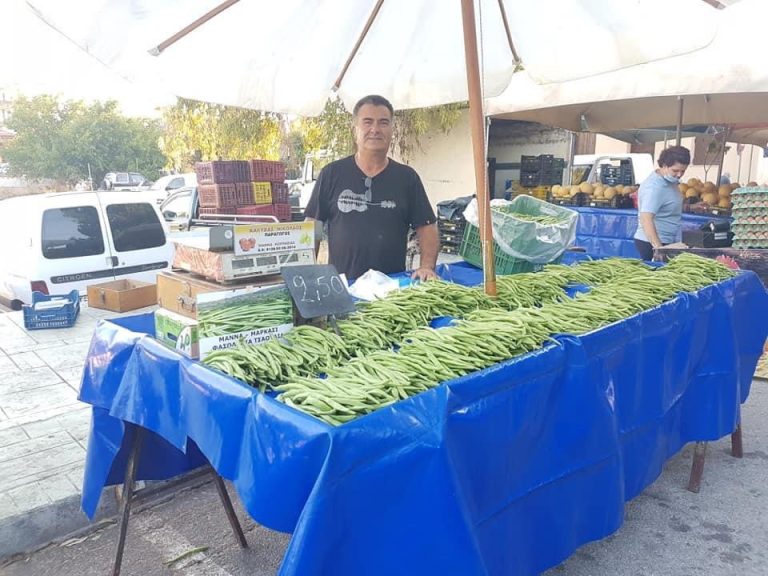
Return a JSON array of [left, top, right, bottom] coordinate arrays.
[[638, 212, 663, 248], [411, 223, 439, 281]]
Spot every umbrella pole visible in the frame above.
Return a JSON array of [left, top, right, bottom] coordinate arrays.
[[461, 0, 497, 296], [676, 96, 684, 145]]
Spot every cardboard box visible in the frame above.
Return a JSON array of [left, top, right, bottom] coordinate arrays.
[[155, 270, 294, 360], [87, 279, 157, 312], [155, 308, 200, 359], [156, 270, 284, 319]]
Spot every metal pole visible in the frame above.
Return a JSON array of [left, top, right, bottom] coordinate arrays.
[[112, 426, 144, 576], [461, 0, 497, 296], [676, 96, 684, 146], [715, 126, 731, 186]]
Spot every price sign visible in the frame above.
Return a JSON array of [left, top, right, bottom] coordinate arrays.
[[281, 264, 355, 319]]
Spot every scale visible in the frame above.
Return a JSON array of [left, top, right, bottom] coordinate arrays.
[[171, 222, 316, 283]]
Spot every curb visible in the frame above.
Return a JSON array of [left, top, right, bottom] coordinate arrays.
[[0, 468, 211, 561]]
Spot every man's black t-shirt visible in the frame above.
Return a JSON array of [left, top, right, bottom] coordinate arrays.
[[305, 156, 436, 280]]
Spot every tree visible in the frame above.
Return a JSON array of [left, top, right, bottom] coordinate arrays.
[[3, 95, 165, 186], [160, 98, 283, 171]]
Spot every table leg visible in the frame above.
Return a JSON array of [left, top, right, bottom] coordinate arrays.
[[112, 425, 144, 576], [209, 466, 248, 548], [731, 424, 744, 458], [686, 441, 708, 494]]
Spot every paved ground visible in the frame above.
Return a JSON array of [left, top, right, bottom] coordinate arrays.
[[0, 302, 156, 558]]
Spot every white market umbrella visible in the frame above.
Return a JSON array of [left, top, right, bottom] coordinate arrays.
[[23, 0, 721, 293], [487, 0, 768, 140]]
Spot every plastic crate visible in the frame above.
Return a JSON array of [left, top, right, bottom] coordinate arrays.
[[459, 224, 547, 274], [271, 182, 289, 204], [251, 182, 273, 204], [236, 204, 275, 216], [521, 172, 540, 187], [195, 161, 249, 185], [198, 183, 252, 207], [248, 160, 286, 182], [272, 203, 291, 222], [22, 290, 80, 330], [198, 206, 238, 216]]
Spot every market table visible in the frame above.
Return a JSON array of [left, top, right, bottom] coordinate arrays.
[[78, 263, 768, 576], [573, 207, 731, 258]]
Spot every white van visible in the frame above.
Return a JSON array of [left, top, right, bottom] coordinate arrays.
[[0, 191, 173, 309]]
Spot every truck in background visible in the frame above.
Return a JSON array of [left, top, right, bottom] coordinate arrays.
[[572, 153, 655, 187]]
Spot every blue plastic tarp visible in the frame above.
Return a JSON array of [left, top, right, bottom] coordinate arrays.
[[572, 207, 731, 258], [78, 270, 768, 576]]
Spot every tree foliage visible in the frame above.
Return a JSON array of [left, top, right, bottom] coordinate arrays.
[[160, 98, 283, 172], [3, 95, 164, 185]]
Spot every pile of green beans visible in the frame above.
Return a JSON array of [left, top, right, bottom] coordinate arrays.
[[203, 325, 348, 391], [276, 253, 737, 424], [494, 208, 565, 226], [275, 309, 554, 425], [198, 296, 293, 337]]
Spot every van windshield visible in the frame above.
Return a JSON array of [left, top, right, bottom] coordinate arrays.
[[106, 203, 166, 252], [42, 206, 105, 259]]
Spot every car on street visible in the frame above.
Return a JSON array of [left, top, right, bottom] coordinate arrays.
[[0, 190, 172, 309], [99, 171, 149, 191], [146, 172, 197, 204]]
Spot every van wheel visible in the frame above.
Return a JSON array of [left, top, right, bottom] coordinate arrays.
[[10, 300, 22, 311]]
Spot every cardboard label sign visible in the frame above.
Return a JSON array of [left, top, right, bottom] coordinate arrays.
[[281, 264, 355, 319]]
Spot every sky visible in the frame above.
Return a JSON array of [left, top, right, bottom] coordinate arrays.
[[1, 0, 175, 117]]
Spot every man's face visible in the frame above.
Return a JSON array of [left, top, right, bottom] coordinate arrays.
[[353, 104, 393, 153]]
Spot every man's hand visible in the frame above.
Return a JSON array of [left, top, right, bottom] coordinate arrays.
[[411, 266, 438, 282]]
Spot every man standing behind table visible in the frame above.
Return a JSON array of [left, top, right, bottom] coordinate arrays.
[[633, 145, 691, 261], [304, 95, 439, 282]]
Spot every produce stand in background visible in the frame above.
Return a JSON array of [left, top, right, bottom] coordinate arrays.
[[76, 261, 768, 576], [573, 207, 732, 258]]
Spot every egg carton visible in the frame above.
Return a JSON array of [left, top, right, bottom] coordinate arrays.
[[731, 186, 768, 195], [734, 239, 768, 249], [733, 215, 768, 225], [732, 224, 768, 234]]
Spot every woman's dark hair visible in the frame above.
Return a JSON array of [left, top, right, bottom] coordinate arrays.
[[658, 145, 691, 167], [352, 95, 394, 117]]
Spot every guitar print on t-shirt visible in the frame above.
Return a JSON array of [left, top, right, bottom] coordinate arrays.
[[337, 176, 397, 213]]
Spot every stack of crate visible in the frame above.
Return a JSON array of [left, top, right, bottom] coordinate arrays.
[[194, 161, 253, 215], [520, 155, 565, 187], [236, 160, 291, 222]]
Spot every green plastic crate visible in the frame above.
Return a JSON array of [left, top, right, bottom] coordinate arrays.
[[459, 223, 553, 274]]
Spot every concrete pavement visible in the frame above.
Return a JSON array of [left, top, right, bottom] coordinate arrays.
[[0, 302, 156, 558]]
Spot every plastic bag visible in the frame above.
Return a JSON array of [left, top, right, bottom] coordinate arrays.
[[348, 269, 400, 301], [463, 196, 578, 264]]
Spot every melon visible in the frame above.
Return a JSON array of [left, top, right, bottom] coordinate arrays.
[[603, 187, 617, 200], [579, 182, 594, 194], [593, 187, 605, 199], [685, 188, 699, 199], [718, 197, 732, 209], [570, 185, 581, 197], [718, 185, 731, 197], [703, 182, 717, 194], [747, 181, 759, 187], [701, 192, 718, 205], [551, 184, 562, 196], [679, 183, 689, 194]]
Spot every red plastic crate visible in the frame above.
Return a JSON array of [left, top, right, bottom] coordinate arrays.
[[272, 203, 291, 222], [248, 160, 286, 182], [199, 206, 238, 216], [236, 204, 275, 216], [198, 184, 252, 207], [195, 160, 250, 184], [271, 182, 289, 204]]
